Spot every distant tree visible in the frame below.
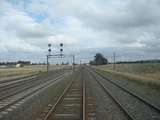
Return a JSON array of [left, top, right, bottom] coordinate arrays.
[[116, 59, 160, 64], [90, 53, 108, 65], [89, 60, 95, 65]]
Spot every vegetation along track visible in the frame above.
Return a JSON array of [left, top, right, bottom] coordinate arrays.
[[37, 68, 86, 120], [88, 67, 160, 120], [0, 72, 66, 115]]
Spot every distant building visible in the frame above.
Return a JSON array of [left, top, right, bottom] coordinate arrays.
[[16, 63, 22, 68]]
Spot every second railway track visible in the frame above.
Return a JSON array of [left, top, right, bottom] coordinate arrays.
[[0, 72, 64, 101], [1, 66, 160, 120], [0, 72, 66, 116], [88, 67, 160, 120]]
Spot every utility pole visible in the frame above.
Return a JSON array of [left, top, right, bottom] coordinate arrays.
[[47, 55, 49, 72], [113, 52, 116, 70], [73, 55, 75, 72], [60, 43, 63, 71]]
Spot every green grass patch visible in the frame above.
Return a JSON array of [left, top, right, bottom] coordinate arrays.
[[0, 65, 72, 80]]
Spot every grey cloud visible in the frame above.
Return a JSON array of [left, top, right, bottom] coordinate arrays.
[[1, 0, 160, 62], [2, 11, 53, 39], [45, 0, 160, 52], [0, 1, 55, 54], [75, 0, 160, 31]]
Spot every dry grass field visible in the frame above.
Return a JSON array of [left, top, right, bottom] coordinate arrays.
[[95, 63, 160, 86], [0, 65, 70, 81]]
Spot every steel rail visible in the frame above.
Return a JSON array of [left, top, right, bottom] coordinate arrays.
[[0, 73, 38, 84], [88, 69, 135, 120], [0, 75, 37, 89], [0, 74, 65, 112], [82, 70, 86, 120], [0, 76, 38, 91], [0, 73, 64, 101], [43, 76, 75, 120], [43, 69, 85, 120], [93, 68, 160, 113]]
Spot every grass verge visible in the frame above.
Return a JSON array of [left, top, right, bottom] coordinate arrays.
[[94, 67, 160, 87]]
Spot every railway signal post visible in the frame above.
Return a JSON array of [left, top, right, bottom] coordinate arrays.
[[46, 43, 75, 72], [47, 44, 52, 72]]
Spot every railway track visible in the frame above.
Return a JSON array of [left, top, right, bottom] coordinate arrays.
[[0, 70, 62, 91], [39, 67, 158, 120], [37, 69, 86, 120], [0, 76, 39, 100], [94, 69, 160, 111], [0, 72, 64, 101], [0, 74, 38, 84], [0, 72, 66, 118], [1, 67, 160, 120], [0, 75, 37, 91], [89, 68, 160, 120]]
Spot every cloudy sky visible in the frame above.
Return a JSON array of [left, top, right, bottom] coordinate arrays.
[[0, 0, 160, 63]]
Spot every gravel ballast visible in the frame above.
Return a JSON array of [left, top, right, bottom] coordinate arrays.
[[1, 72, 72, 120]]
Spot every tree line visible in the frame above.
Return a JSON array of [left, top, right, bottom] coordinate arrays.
[[89, 53, 160, 65], [0, 61, 46, 65], [116, 59, 160, 64], [0, 61, 31, 65], [89, 53, 108, 65]]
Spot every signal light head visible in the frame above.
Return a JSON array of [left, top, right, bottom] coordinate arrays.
[[48, 49, 51, 52], [60, 43, 63, 47], [48, 43, 51, 47]]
